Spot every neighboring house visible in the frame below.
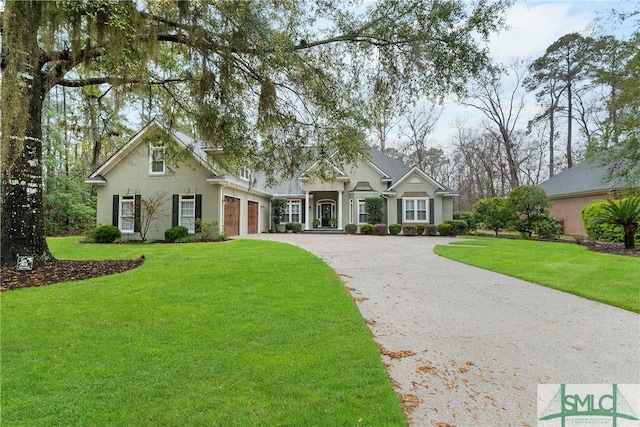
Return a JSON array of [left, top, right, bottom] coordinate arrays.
[[538, 161, 623, 236], [86, 119, 457, 239]]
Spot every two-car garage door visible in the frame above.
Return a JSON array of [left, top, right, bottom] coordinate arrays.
[[224, 196, 259, 236]]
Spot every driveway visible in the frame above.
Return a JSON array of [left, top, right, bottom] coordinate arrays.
[[246, 233, 640, 426]]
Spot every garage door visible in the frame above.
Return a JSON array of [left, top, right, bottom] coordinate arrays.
[[224, 196, 240, 236], [248, 201, 259, 234]]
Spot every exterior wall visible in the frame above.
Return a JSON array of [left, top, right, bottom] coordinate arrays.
[[96, 137, 269, 240], [392, 171, 450, 225], [548, 192, 613, 236], [441, 197, 454, 223]]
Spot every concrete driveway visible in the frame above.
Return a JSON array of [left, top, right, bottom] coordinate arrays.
[[246, 233, 640, 426]]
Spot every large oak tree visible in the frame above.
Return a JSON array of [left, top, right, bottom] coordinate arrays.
[[1, 0, 510, 266]]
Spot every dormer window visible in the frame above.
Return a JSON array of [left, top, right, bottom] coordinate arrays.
[[150, 144, 165, 174], [239, 166, 250, 181]]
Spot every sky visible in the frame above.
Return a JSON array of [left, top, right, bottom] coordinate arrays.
[[420, 0, 636, 152]]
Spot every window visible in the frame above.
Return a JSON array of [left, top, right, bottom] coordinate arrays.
[[281, 199, 301, 223], [150, 144, 165, 174], [120, 195, 135, 232], [358, 199, 367, 224], [180, 195, 195, 233], [404, 198, 428, 222], [239, 166, 250, 181]]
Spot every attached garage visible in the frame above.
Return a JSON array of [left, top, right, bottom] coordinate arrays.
[[224, 196, 240, 236], [248, 201, 259, 234]]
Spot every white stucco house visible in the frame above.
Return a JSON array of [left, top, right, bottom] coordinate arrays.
[[86, 119, 458, 239]]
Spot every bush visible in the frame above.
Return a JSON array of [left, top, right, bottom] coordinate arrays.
[[360, 223, 373, 235], [534, 217, 562, 239], [453, 211, 477, 231], [445, 219, 468, 236], [388, 223, 401, 235], [93, 225, 121, 243], [372, 223, 388, 236], [292, 223, 303, 233], [402, 224, 417, 236], [344, 223, 357, 234], [416, 224, 425, 235], [582, 200, 624, 242], [285, 222, 293, 231], [165, 225, 189, 243], [437, 222, 455, 236], [365, 198, 384, 225], [424, 224, 438, 236]]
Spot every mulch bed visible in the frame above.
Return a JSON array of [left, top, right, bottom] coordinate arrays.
[[1, 257, 144, 292], [581, 241, 640, 257]]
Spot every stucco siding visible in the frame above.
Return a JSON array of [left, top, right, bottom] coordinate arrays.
[[548, 192, 614, 236]]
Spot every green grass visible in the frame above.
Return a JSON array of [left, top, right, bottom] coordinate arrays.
[[1, 237, 406, 426], [434, 237, 640, 313]]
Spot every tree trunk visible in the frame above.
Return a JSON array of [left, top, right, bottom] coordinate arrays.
[[1, 1, 53, 266], [623, 224, 637, 250]]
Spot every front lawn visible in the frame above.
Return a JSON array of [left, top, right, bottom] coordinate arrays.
[[1, 237, 406, 426], [434, 237, 640, 313]]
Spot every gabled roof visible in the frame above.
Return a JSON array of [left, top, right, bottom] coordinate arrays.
[[85, 119, 216, 183], [387, 165, 457, 196], [538, 161, 623, 198]]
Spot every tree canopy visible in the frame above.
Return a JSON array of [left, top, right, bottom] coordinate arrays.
[[1, 0, 511, 265]]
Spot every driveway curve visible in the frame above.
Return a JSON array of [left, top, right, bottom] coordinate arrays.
[[246, 233, 639, 426]]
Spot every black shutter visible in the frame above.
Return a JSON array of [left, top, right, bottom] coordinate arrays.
[[397, 198, 403, 224], [134, 195, 141, 232], [301, 199, 305, 224], [112, 195, 119, 227], [172, 194, 179, 227], [195, 194, 202, 232], [429, 199, 435, 224]]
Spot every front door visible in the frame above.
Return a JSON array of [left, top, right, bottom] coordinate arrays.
[[321, 203, 332, 227]]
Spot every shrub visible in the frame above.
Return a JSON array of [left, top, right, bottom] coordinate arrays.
[[365, 198, 384, 225], [291, 223, 303, 233], [508, 185, 551, 238], [424, 224, 438, 236], [533, 217, 562, 239], [285, 222, 293, 231], [437, 222, 455, 236], [165, 225, 189, 243], [416, 224, 425, 235], [93, 225, 121, 243], [402, 224, 417, 236], [372, 223, 388, 236], [388, 223, 401, 235], [473, 197, 514, 236], [360, 223, 373, 235], [453, 211, 477, 231], [344, 223, 357, 234], [445, 219, 468, 236], [582, 199, 624, 243]]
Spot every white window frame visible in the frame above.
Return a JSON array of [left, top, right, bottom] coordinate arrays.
[[239, 166, 251, 181], [403, 197, 429, 223], [357, 199, 367, 224], [281, 199, 301, 223], [179, 194, 196, 233], [149, 144, 166, 175], [120, 195, 135, 233]]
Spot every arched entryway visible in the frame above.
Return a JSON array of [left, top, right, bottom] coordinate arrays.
[[316, 199, 336, 227]]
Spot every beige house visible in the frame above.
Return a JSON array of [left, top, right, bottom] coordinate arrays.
[[86, 120, 457, 239], [538, 161, 622, 236]]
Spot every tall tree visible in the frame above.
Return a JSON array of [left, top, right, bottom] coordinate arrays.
[[398, 102, 442, 170], [461, 62, 527, 189], [527, 33, 595, 170], [1, 0, 510, 266]]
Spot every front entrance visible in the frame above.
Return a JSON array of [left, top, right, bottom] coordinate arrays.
[[317, 200, 336, 227]]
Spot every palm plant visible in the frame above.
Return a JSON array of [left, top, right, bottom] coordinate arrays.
[[589, 196, 640, 249]]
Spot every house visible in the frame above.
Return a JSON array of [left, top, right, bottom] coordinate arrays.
[[538, 161, 623, 236], [86, 120, 457, 239]]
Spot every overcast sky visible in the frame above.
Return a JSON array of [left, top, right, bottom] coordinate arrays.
[[417, 0, 635, 152]]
